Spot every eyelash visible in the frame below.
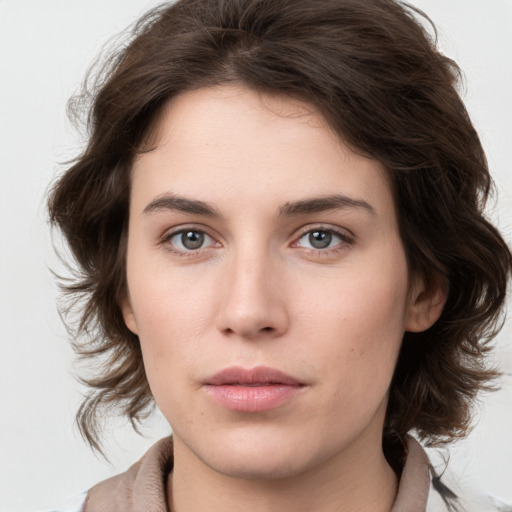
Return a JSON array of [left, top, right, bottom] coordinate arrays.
[[160, 227, 219, 258], [291, 225, 354, 257], [160, 225, 354, 258]]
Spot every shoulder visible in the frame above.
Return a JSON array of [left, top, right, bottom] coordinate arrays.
[[32, 437, 173, 512], [426, 459, 511, 512], [400, 436, 511, 512]]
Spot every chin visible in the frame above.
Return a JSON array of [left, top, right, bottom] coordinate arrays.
[[208, 450, 311, 481], [191, 425, 332, 481]]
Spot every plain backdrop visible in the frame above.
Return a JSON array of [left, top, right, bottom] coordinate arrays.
[[0, 1, 511, 510]]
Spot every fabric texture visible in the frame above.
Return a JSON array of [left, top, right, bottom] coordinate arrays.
[[36, 436, 511, 512], [80, 435, 450, 512]]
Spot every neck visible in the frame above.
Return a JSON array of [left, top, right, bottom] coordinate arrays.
[[168, 431, 398, 512]]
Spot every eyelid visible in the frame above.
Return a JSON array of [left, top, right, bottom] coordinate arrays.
[[158, 223, 353, 258], [290, 224, 354, 253], [292, 223, 354, 242], [160, 225, 221, 256]]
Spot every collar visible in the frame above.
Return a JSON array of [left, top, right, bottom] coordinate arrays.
[[84, 436, 433, 512]]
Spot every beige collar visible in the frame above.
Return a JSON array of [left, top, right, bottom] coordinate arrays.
[[84, 436, 433, 512], [391, 436, 432, 512]]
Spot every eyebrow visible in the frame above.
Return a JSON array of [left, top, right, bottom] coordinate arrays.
[[143, 194, 221, 217], [142, 193, 376, 218], [279, 195, 376, 217]]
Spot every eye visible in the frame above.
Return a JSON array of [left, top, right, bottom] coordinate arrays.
[[165, 229, 217, 252], [295, 228, 350, 251]]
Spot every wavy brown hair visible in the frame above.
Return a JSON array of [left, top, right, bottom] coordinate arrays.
[[48, 0, 511, 453]]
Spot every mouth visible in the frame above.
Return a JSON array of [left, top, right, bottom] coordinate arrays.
[[203, 366, 305, 412]]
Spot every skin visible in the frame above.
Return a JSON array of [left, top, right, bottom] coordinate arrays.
[[122, 85, 445, 512]]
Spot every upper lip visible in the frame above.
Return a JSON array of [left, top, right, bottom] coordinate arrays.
[[204, 366, 303, 386]]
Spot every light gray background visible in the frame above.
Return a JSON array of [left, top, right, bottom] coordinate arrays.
[[0, 1, 511, 510]]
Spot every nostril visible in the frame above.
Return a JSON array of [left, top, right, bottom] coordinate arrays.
[[262, 326, 274, 332]]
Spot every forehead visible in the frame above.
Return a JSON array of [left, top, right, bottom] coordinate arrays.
[[131, 85, 396, 221]]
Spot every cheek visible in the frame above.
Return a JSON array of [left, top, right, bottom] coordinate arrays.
[[131, 283, 209, 358], [128, 243, 216, 330], [125, 257, 221, 398], [298, 252, 409, 395]]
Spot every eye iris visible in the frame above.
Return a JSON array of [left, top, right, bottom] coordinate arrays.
[[309, 230, 332, 249], [182, 231, 204, 250]]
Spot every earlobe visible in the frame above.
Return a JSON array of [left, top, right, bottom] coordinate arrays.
[[120, 296, 139, 335], [405, 279, 447, 333]]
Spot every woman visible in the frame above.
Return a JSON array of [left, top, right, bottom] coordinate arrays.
[[47, 0, 511, 510]]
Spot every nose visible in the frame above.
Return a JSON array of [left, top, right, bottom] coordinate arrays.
[[216, 249, 289, 340]]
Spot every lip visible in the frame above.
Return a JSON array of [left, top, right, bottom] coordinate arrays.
[[203, 366, 305, 412]]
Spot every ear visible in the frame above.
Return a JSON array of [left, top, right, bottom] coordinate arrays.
[[405, 277, 447, 333], [120, 296, 139, 335]]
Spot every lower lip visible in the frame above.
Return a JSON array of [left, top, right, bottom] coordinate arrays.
[[204, 384, 303, 412]]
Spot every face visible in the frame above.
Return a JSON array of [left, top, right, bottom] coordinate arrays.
[[122, 85, 440, 480]]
